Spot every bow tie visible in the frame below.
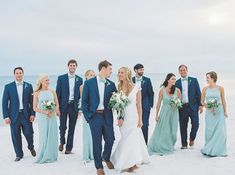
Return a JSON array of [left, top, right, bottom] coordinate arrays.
[[99, 79, 106, 84], [69, 75, 75, 79], [136, 77, 142, 82], [181, 77, 188, 81], [16, 82, 23, 86]]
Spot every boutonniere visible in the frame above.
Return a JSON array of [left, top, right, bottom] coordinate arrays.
[[24, 83, 28, 89], [75, 77, 79, 82], [189, 78, 192, 85], [141, 79, 145, 85], [106, 80, 110, 87]]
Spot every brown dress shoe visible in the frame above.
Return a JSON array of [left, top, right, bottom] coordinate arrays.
[[59, 144, 64, 152], [97, 168, 105, 175], [189, 140, 194, 147], [104, 160, 114, 169]]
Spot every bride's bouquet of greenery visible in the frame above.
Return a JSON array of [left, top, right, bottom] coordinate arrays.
[[108, 91, 130, 120], [41, 100, 56, 112], [170, 96, 183, 110], [207, 98, 220, 115]]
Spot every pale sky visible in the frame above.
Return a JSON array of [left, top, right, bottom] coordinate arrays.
[[0, 0, 235, 75]]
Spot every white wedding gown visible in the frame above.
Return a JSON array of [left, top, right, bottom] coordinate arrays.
[[111, 84, 150, 172]]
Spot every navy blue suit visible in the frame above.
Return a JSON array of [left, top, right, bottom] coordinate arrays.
[[2, 81, 35, 158], [82, 77, 116, 169], [176, 77, 201, 146], [132, 76, 154, 144], [56, 73, 83, 151]]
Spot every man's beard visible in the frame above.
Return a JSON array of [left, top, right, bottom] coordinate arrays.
[[137, 72, 143, 77]]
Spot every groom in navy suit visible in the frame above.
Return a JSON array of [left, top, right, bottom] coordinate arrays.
[[132, 64, 154, 144], [2, 67, 36, 161], [56, 59, 83, 154], [175, 64, 203, 149], [82, 60, 116, 175]]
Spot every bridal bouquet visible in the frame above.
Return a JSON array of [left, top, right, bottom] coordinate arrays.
[[41, 100, 56, 112], [108, 91, 130, 120], [207, 98, 220, 115], [170, 96, 183, 110]]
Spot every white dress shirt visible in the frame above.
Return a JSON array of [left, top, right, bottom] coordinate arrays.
[[15, 81, 24, 110], [96, 76, 105, 110], [68, 73, 75, 101], [181, 77, 189, 103]]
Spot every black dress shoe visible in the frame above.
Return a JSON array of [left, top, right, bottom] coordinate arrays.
[[30, 149, 36, 157], [14, 157, 22, 162], [65, 150, 71, 154]]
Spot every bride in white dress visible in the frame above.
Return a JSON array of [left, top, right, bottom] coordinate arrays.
[[111, 67, 150, 173]]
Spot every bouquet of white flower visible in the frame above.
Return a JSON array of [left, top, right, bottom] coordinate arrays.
[[170, 96, 183, 110], [41, 100, 55, 112], [108, 91, 130, 120], [207, 98, 220, 115]]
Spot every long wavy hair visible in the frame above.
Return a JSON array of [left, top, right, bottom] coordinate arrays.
[[117, 67, 134, 96], [162, 73, 176, 94], [34, 74, 48, 93]]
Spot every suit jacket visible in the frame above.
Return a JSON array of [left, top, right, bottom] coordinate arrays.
[[2, 81, 35, 124], [132, 76, 154, 111], [56, 73, 83, 113], [175, 76, 201, 112], [81, 76, 116, 124]]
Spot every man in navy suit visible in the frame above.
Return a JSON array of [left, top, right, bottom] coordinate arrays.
[[82, 60, 116, 175], [175, 65, 203, 149], [132, 64, 154, 144], [56, 59, 83, 154], [2, 67, 36, 161]]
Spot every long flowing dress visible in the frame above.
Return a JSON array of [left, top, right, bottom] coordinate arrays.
[[201, 87, 227, 156], [111, 84, 149, 172], [82, 115, 93, 161], [148, 88, 179, 155], [35, 90, 58, 163]]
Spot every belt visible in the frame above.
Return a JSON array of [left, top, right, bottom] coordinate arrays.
[[96, 110, 104, 114], [19, 109, 24, 113], [68, 100, 74, 104]]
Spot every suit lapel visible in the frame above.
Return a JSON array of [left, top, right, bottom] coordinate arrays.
[[13, 82, 20, 105], [94, 77, 100, 100], [65, 74, 70, 95]]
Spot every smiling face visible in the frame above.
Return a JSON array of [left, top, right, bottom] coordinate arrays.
[[179, 66, 188, 78], [168, 75, 176, 86], [41, 76, 50, 88], [118, 68, 126, 81], [68, 63, 77, 74], [135, 68, 144, 77], [14, 69, 24, 82], [103, 65, 112, 78]]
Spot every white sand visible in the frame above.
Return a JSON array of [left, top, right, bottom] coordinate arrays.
[[0, 108, 235, 175]]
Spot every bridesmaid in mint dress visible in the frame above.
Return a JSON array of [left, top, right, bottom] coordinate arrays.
[[33, 74, 60, 163], [79, 70, 95, 163], [148, 73, 181, 155], [201, 71, 228, 157]]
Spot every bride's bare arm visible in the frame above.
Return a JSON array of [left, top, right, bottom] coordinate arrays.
[[136, 90, 143, 128]]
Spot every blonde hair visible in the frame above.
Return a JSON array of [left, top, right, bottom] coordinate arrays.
[[35, 74, 49, 93], [118, 67, 134, 96], [84, 70, 95, 80]]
